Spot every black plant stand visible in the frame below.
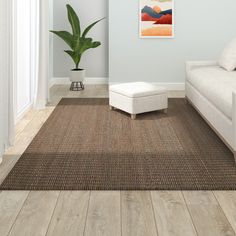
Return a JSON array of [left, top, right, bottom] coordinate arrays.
[[70, 81, 84, 91]]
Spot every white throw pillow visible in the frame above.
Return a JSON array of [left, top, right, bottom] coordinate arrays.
[[219, 37, 236, 71]]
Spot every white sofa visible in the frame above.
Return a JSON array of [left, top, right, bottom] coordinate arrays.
[[186, 61, 236, 162]]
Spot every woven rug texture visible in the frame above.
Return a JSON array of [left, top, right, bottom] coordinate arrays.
[[1, 98, 236, 190]]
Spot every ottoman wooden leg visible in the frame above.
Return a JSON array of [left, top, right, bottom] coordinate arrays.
[[131, 114, 136, 120], [109, 105, 114, 110], [185, 97, 189, 104], [163, 108, 168, 114]]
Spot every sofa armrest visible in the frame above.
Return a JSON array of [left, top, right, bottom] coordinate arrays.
[[186, 61, 218, 75], [233, 91, 236, 150], [186, 61, 219, 85]]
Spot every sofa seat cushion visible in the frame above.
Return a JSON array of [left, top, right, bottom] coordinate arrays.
[[188, 66, 236, 119]]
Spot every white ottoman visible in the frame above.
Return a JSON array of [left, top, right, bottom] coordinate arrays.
[[109, 82, 168, 119]]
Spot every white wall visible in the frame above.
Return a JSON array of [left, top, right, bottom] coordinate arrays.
[[53, 0, 108, 78], [109, 0, 236, 85]]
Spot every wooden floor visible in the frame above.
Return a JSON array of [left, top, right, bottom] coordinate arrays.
[[0, 85, 236, 236]]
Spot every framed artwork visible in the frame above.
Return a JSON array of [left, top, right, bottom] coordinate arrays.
[[140, 0, 174, 38]]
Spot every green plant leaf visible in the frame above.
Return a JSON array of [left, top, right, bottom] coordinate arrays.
[[78, 38, 93, 54], [64, 50, 81, 68], [82, 18, 105, 38], [66, 4, 81, 36], [64, 50, 75, 58], [50, 31, 74, 49], [76, 38, 102, 55], [92, 41, 101, 48], [64, 50, 76, 64]]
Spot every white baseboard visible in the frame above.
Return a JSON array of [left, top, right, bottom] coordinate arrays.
[[50, 78, 185, 91], [153, 83, 185, 91], [50, 77, 108, 88]]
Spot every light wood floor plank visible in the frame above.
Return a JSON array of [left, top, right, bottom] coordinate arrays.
[[0, 155, 21, 184], [46, 191, 90, 236], [0, 191, 29, 236], [183, 191, 236, 236], [84, 191, 121, 236], [15, 109, 39, 137], [121, 191, 158, 236], [6, 108, 54, 155], [151, 191, 197, 236], [8, 191, 59, 236], [214, 191, 236, 234]]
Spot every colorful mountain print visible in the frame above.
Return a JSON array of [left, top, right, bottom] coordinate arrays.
[[141, 6, 163, 19], [159, 9, 172, 15], [142, 13, 162, 21], [141, 6, 172, 22], [154, 14, 172, 25], [142, 26, 172, 37], [153, 6, 162, 13], [140, 0, 174, 38]]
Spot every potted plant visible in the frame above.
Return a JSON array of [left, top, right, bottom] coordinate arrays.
[[50, 4, 104, 90]]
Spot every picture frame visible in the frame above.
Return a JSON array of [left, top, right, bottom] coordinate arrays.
[[139, 0, 174, 38]]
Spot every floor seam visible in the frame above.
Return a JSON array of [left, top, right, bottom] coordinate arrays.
[[44, 191, 61, 236], [83, 191, 91, 236], [212, 191, 236, 235], [6, 191, 30, 236], [181, 191, 199, 236], [150, 191, 160, 236], [120, 191, 122, 236]]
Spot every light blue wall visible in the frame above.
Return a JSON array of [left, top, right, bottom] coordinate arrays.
[[109, 0, 236, 84]]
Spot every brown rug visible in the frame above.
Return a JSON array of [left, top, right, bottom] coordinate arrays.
[[1, 98, 236, 190]]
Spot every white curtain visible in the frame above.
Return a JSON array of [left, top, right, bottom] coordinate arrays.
[[0, 0, 14, 163], [34, 0, 50, 109], [0, 0, 50, 163]]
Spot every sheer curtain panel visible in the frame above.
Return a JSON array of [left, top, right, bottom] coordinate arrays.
[[34, 0, 50, 109], [0, 0, 14, 163]]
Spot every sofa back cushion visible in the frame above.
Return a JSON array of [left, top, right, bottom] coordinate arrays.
[[219, 37, 236, 71]]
